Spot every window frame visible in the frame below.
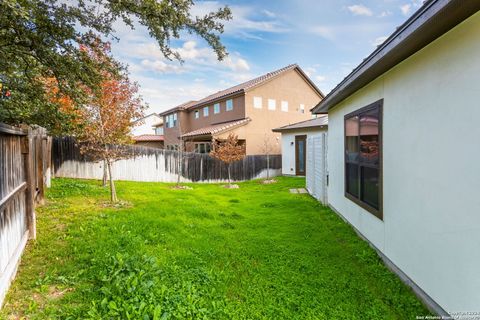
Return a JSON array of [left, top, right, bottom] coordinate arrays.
[[253, 96, 262, 109], [268, 99, 276, 111], [299, 104, 305, 114], [214, 103, 220, 114], [194, 110, 199, 119], [203, 106, 209, 117], [344, 99, 383, 220], [281, 100, 288, 112], [226, 99, 233, 111]]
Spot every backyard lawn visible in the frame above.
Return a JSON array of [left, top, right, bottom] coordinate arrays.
[[1, 177, 429, 319]]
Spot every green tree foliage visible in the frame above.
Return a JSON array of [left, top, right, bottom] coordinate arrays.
[[0, 0, 231, 132]]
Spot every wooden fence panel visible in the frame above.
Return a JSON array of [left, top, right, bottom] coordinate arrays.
[[52, 136, 282, 183], [0, 123, 48, 307]]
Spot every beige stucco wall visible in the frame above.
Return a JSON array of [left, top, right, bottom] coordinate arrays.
[[245, 69, 322, 154], [327, 12, 480, 313]]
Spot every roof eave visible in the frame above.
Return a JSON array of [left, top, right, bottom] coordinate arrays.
[[312, 0, 480, 114]]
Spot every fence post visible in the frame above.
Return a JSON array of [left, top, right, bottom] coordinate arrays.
[[21, 128, 36, 240]]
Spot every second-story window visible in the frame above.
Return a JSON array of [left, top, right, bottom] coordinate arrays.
[[166, 114, 176, 128], [194, 110, 199, 119], [268, 99, 276, 110], [203, 106, 209, 117], [253, 96, 262, 109], [214, 103, 220, 114], [299, 104, 305, 114], [226, 99, 233, 111], [281, 101, 288, 112]]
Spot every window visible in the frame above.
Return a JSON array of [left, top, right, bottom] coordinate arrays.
[[203, 106, 209, 117], [253, 96, 262, 109], [165, 113, 177, 128], [226, 99, 233, 111], [344, 99, 382, 219], [194, 110, 199, 119], [214, 103, 220, 114], [268, 99, 276, 110], [299, 104, 305, 114], [281, 101, 288, 112], [155, 127, 164, 135], [194, 142, 211, 154]]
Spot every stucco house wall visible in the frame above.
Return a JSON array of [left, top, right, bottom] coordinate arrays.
[[279, 128, 325, 176], [327, 12, 480, 313], [245, 69, 322, 154]]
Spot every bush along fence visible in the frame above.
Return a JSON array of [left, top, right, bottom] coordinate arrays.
[[52, 136, 281, 183], [0, 123, 50, 307]]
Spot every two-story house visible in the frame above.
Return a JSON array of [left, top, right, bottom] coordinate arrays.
[[160, 64, 324, 155]]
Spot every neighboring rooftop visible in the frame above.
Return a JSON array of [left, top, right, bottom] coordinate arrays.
[[272, 116, 328, 132], [161, 64, 324, 116], [132, 135, 164, 142], [159, 100, 197, 116], [181, 118, 251, 138], [312, 0, 480, 114]]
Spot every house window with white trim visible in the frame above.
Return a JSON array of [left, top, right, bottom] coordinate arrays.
[[226, 99, 233, 111], [194, 110, 199, 119], [203, 106, 209, 117], [281, 101, 288, 112], [253, 96, 262, 109], [268, 99, 276, 110], [214, 103, 220, 114]]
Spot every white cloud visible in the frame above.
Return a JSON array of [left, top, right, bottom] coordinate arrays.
[[262, 10, 276, 18], [315, 75, 327, 82], [400, 4, 411, 15], [347, 5, 373, 17], [378, 10, 392, 18], [372, 36, 388, 47], [400, 1, 424, 16], [140, 60, 184, 74], [310, 26, 336, 40], [191, 1, 290, 38]]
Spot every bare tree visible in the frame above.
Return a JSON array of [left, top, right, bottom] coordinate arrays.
[[259, 134, 280, 181], [210, 134, 246, 186]]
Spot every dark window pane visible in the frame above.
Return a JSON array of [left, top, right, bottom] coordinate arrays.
[[346, 116, 359, 162], [346, 163, 359, 197], [360, 109, 379, 164], [298, 140, 305, 172], [361, 166, 379, 209], [199, 143, 206, 153]]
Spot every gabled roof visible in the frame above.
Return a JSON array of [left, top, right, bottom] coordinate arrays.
[[272, 116, 328, 132], [159, 100, 197, 116], [161, 64, 324, 116], [181, 118, 251, 138], [312, 0, 480, 114], [191, 64, 324, 108], [133, 113, 161, 123], [132, 135, 164, 142]]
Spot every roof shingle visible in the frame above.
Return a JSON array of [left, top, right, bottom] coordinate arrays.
[[181, 118, 251, 138]]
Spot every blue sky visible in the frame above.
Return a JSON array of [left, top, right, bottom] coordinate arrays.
[[109, 0, 424, 114]]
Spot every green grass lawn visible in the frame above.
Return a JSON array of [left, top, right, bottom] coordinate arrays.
[[1, 177, 429, 319]]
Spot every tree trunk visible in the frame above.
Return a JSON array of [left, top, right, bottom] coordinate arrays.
[[106, 159, 117, 203], [102, 159, 108, 187], [266, 153, 270, 180], [228, 163, 232, 186]]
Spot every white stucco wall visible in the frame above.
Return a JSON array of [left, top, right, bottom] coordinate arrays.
[[280, 128, 325, 175], [131, 114, 162, 136], [327, 12, 480, 313]]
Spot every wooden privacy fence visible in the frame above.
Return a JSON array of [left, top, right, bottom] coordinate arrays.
[[0, 123, 50, 307], [52, 136, 281, 183]]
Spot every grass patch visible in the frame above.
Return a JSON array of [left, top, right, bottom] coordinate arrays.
[[0, 177, 430, 319]]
